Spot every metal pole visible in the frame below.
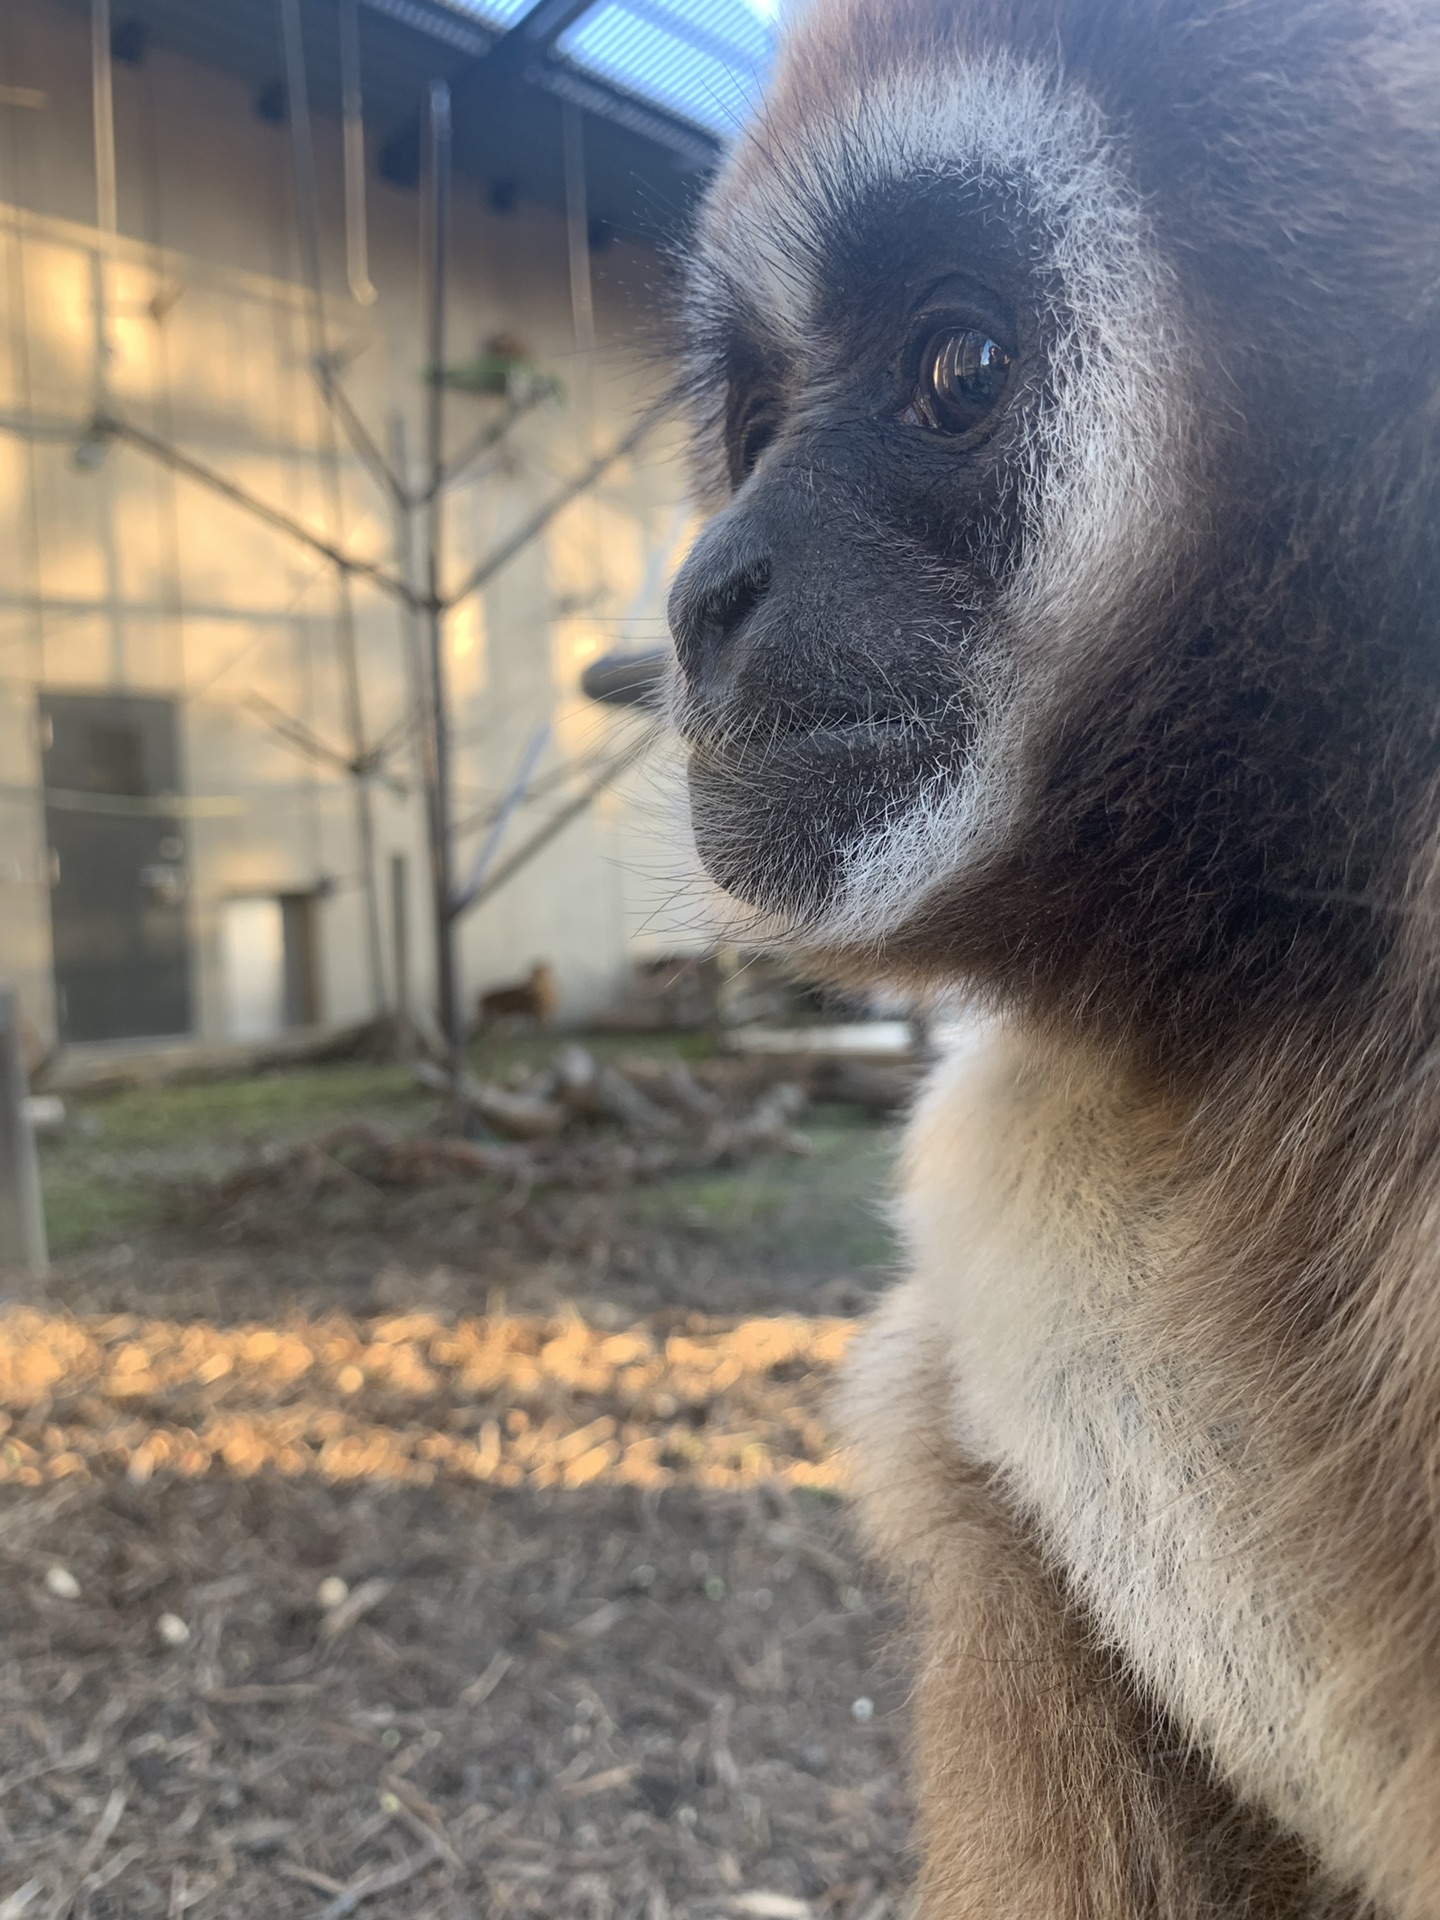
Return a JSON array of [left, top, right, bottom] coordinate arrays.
[[562, 101, 594, 453], [386, 413, 432, 771], [336, 572, 388, 1016], [387, 411, 439, 1066], [89, 0, 122, 682], [421, 80, 463, 1094], [0, 990, 47, 1274]]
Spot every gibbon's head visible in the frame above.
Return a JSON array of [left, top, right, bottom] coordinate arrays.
[[669, 0, 1440, 1055]]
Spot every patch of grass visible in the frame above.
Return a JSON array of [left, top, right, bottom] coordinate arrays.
[[33, 1035, 902, 1284], [42, 1168, 166, 1255], [64, 1063, 431, 1153], [37, 1063, 437, 1255], [466, 1028, 717, 1081], [625, 1108, 899, 1279]]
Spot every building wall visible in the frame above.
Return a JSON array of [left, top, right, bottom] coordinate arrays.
[[0, 0, 692, 1051]]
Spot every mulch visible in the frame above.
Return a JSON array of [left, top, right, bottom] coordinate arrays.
[[0, 1308, 853, 1495], [0, 1304, 914, 1919]]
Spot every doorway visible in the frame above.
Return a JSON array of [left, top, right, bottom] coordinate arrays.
[[41, 691, 193, 1043], [219, 893, 321, 1041]]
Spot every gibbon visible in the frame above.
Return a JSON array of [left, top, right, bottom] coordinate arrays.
[[666, 2, 1440, 1914]]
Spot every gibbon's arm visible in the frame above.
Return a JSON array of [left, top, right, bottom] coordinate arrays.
[[844, 1278, 1337, 1920]]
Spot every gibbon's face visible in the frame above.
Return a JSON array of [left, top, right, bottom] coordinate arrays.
[[666, 0, 1440, 1037], [668, 38, 1201, 956]]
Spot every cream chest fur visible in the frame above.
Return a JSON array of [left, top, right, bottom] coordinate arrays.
[[863, 1019, 1376, 1859]]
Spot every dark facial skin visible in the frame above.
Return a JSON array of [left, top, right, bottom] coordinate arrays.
[[669, 180, 1049, 925]]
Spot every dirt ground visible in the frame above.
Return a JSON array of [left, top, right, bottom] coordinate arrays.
[[0, 1043, 914, 1917]]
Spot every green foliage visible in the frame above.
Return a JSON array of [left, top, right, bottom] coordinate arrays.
[[629, 1109, 896, 1278], [38, 1063, 431, 1253], [427, 355, 562, 404]]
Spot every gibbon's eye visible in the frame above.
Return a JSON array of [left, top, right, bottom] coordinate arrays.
[[900, 327, 1012, 434], [729, 395, 781, 486]]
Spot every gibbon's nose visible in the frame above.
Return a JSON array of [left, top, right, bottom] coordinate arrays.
[[667, 523, 772, 696]]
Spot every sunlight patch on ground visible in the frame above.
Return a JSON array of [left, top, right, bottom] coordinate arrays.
[[0, 1306, 856, 1493]]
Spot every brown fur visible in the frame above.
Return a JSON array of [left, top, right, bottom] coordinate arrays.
[[475, 962, 560, 1031], [667, 0, 1440, 1912], [841, 1051, 1393, 1917]]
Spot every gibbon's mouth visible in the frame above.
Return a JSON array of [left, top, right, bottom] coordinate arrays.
[[678, 692, 952, 754], [683, 702, 972, 922]]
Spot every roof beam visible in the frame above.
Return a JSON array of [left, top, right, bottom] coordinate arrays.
[[511, 0, 718, 170], [506, 0, 606, 52], [378, 0, 715, 188], [378, 0, 599, 186]]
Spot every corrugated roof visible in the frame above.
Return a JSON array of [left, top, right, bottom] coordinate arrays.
[[561, 0, 775, 137], [463, 0, 545, 21], [459, 0, 777, 137]]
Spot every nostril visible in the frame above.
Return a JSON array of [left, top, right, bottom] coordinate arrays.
[[702, 560, 771, 646], [671, 556, 773, 687]]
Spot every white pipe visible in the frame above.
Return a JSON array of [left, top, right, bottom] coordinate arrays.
[[339, 0, 376, 305], [90, 0, 116, 235], [454, 723, 551, 913], [562, 101, 595, 451]]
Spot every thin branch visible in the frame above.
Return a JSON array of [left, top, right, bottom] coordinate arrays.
[[448, 737, 622, 837], [452, 727, 657, 923], [450, 721, 550, 915], [427, 388, 548, 502], [244, 693, 353, 774], [314, 355, 405, 505], [443, 397, 670, 611], [96, 412, 415, 605], [244, 692, 408, 794]]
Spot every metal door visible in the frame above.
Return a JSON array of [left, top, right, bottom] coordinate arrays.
[[41, 692, 192, 1043]]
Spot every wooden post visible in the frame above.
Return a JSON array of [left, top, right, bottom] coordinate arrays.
[[390, 852, 413, 1062], [0, 990, 47, 1273]]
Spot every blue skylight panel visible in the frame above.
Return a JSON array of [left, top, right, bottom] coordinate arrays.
[[447, 0, 779, 137], [462, 0, 534, 22], [558, 0, 778, 138]]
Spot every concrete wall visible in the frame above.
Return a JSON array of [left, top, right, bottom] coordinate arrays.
[[0, 0, 694, 1050]]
